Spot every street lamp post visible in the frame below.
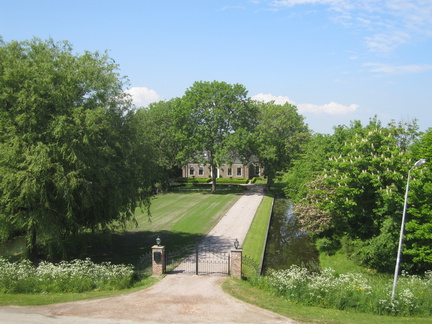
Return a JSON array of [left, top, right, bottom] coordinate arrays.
[[391, 158, 426, 301]]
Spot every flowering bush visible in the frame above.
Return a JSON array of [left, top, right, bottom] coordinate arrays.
[[263, 266, 432, 317], [0, 258, 134, 293]]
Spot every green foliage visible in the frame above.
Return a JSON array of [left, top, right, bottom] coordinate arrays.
[[353, 218, 399, 272], [285, 118, 381, 202], [176, 177, 211, 184], [300, 126, 410, 238], [403, 128, 432, 273], [134, 98, 185, 188], [291, 118, 432, 273], [0, 38, 157, 258], [215, 177, 249, 184], [284, 133, 334, 201], [315, 237, 340, 256]]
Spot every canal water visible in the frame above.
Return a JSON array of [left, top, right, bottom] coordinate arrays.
[[263, 198, 319, 273], [0, 236, 25, 257]]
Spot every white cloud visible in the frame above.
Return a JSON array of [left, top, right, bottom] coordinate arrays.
[[252, 93, 295, 105], [252, 93, 358, 115], [364, 62, 432, 74], [298, 102, 359, 115], [125, 87, 162, 107], [364, 31, 411, 53], [271, 0, 432, 53], [273, 0, 340, 6]]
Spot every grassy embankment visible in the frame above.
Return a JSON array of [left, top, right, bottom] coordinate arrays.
[[241, 193, 273, 276]]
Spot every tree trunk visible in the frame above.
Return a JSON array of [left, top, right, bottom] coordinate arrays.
[[211, 164, 217, 192], [266, 170, 274, 190], [26, 225, 38, 261]]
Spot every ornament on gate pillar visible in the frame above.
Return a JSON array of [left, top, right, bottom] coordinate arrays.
[[230, 239, 242, 279]]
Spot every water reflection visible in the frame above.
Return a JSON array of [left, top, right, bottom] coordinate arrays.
[[0, 236, 25, 257], [263, 199, 319, 272]]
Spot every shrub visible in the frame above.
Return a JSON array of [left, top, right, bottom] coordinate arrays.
[[216, 178, 249, 184], [0, 258, 134, 293], [315, 237, 340, 256], [175, 177, 211, 184]]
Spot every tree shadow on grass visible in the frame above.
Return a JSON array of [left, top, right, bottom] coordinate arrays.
[[60, 230, 206, 267], [171, 183, 247, 195]]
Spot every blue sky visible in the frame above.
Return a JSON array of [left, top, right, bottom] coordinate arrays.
[[2, 0, 431, 134]]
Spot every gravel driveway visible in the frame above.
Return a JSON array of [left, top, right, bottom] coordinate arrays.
[[0, 185, 298, 323]]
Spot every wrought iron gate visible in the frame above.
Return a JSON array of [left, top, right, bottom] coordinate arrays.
[[167, 245, 230, 275]]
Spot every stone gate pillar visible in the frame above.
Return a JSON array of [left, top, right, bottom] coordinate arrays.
[[152, 245, 166, 276], [230, 248, 242, 279]]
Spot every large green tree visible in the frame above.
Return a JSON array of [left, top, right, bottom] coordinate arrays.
[[253, 101, 309, 189], [0, 38, 156, 258], [133, 98, 185, 190], [179, 81, 258, 192], [285, 120, 376, 203]]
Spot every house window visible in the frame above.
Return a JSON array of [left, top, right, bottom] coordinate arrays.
[[189, 167, 194, 176], [199, 166, 204, 176], [255, 165, 260, 175], [236, 167, 242, 176], [228, 167, 232, 176]]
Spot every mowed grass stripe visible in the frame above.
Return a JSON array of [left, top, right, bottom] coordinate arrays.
[[130, 193, 202, 230], [131, 192, 242, 235], [171, 194, 240, 234]]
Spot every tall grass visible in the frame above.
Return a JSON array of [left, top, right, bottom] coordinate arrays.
[[253, 265, 432, 317]]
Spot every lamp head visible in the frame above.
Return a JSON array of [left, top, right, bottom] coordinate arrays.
[[414, 159, 426, 168], [156, 236, 161, 246], [234, 238, 240, 249]]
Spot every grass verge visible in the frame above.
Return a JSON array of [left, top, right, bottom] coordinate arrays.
[[222, 278, 431, 324], [0, 276, 159, 306]]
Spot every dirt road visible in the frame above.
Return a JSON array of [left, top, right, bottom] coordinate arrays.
[[0, 186, 298, 323]]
